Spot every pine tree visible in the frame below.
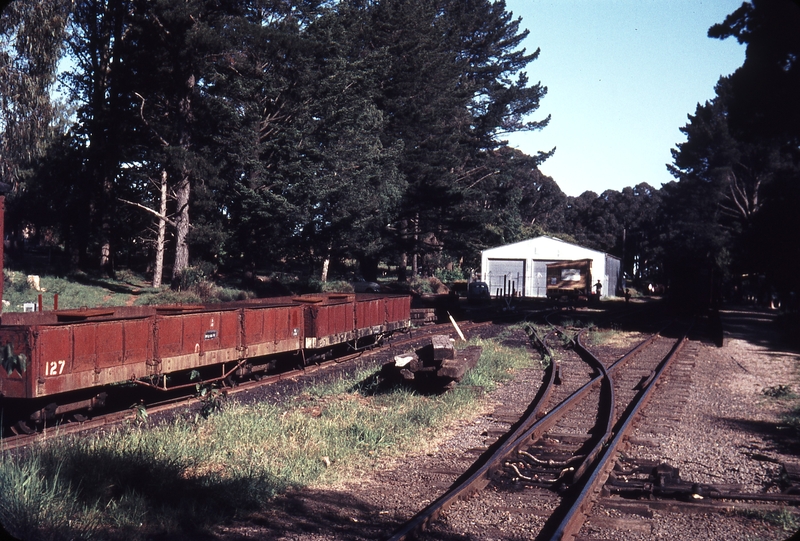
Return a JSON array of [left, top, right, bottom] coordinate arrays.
[[366, 0, 550, 276], [708, 0, 800, 301]]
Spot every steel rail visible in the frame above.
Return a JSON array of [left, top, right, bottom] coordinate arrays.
[[545, 328, 689, 541], [568, 330, 614, 484], [385, 326, 664, 540], [385, 325, 559, 541]]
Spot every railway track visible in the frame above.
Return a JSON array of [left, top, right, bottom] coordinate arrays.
[[387, 320, 694, 540], [386, 315, 800, 540], [0, 319, 489, 452], [574, 337, 800, 541], [7, 310, 795, 539]]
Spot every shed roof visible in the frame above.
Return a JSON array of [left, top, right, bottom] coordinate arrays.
[[482, 236, 609, 259]]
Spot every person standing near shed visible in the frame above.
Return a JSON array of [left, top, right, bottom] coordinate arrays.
[[594, 280, 602, 298]]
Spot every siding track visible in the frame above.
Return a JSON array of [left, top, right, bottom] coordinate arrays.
[[388, 320, 691, 540]]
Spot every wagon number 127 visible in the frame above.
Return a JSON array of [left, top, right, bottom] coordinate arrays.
[[45, 360, 66, 376]]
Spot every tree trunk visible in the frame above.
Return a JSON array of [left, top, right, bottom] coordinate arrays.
[[171, 73, 194, 289], [398, 252, 408, 282], [172, 174, 190, 287], [152, 169, 167, 288], [412, 213, 419, 278], [321, 256, 330, 283], [398, 218, 408, 282]]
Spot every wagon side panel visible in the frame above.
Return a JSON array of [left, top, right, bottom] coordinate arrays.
[[384, 296, 411, 331], [355, 298, 383, 338], [122, 318, 153, 380], [31, 326, 74, 397], [304, 301, 355, 350], [243, 305, 302, 358]]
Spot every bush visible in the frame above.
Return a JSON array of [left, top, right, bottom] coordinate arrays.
[[215, 287, 253, 303], [176, 262, 217, 291], [410, 276, 433, 295], [410, 276, 449, 295], [134, 289, 204, 306], [321, 280, 353, 293], [434, 267, 466, 283]]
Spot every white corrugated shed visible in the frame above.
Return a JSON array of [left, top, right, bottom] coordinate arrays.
[[480, 236, 621, 298]]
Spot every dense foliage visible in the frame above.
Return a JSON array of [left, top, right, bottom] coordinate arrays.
[[665, 0, 800, 305], [1, 0, 798, 306], [0, 0, 554, 285]]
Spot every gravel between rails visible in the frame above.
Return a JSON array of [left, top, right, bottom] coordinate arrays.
[[579, 308, 800, 541], [211, 306, 799, 541]]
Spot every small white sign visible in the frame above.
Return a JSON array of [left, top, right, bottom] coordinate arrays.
[[561, 269, 581, 281]]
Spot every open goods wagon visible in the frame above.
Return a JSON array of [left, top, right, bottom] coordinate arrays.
[[0, 196, 411, 426], [0, 293, 410, 424], [545, 259, 593, 300]]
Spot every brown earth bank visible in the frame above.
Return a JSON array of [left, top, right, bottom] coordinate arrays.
[[201, 303, 800, 541]]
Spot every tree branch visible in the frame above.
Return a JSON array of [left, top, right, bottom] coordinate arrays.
[[118, 197, 179, 228], [134, 92, 170, 147]]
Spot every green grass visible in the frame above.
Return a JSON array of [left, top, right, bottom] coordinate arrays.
[[0, 453, 99, 541], [3, 270, 137, 311], [0, 335, 537, 540], [2, 269, 255, 312], [735, 508, 800, 533]]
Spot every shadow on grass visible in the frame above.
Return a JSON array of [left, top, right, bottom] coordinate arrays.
[[68, 273, 150, 296], [8, 444, 285, 541], [13, 439, 509, 541]]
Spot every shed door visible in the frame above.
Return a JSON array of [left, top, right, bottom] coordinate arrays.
[[532, 260, 557, 297], [486, 259, 525, 297]]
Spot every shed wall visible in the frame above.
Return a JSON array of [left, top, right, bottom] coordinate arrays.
[[481, 237, 620, 298]]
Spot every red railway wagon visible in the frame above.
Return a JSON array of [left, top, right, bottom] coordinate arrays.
[[0, 299, 304, 401], [0, 294, 410, 416], [298, 293, 411, 349]]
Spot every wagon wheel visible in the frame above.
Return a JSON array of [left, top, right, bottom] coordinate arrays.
[[11, 420, 35, 435]]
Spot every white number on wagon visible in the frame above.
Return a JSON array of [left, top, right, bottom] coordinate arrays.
[[44, 360, 66, 376]]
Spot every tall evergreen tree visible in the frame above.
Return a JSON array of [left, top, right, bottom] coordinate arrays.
[[708, 0, 800, 301], [119, 0, 276, 285], [212, 1, 325, 276], [64, 0, 133, 271], [663, 81, 774, 304], [451, 146, 563, 263], [366, 0, 550, 278], [286, 2, 404, 280]]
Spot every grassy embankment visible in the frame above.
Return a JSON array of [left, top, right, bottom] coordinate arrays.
[[0, 270, 553, 541], [2, 268, 256, 311], [1, 268, 452, 311]]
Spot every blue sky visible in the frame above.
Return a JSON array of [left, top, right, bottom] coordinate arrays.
[[502, 0, 747, 197]]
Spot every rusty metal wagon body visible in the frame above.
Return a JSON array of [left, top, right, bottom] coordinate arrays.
[[0, 189, 410, 425], [0, 295, 410, 405]]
